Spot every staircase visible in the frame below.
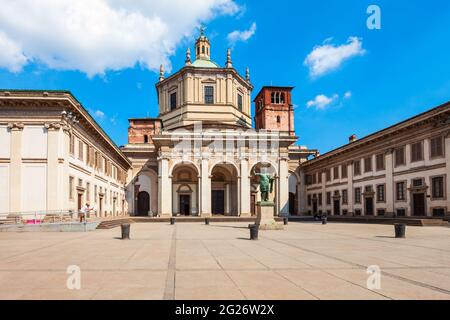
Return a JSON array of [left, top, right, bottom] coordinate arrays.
[[96, 217, 134, 229]]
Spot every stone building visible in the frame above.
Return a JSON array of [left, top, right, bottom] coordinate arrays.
[[0, 90, 131, 219], [122, 31, 316, 217], [300, 102, 450, 217]]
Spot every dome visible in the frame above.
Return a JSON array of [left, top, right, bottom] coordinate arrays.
[[191, 59, 220, 68]]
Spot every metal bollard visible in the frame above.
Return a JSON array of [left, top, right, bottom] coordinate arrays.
[[170, 217, 175, 225], [249, 224, 259, 240], [121, 223, 130, 240], [394, 223, 406, 238], [205, 218, 210, 225], [322, 216, 327, 225], [283, 217, 288, 225]]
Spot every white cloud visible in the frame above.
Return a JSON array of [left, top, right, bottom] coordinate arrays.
[[227, 22, 256, 46], [306, 94, 339, 110], [0, 0, 241, 77], [0, 31, 28, 72], [304, 37, 366, 78], [344, 91, 352, 99], [93, 110, 106, 119]]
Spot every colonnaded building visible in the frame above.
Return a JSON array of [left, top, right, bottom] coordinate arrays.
[[0, 31, 449, 220]]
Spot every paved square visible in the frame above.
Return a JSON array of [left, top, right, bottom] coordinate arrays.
[[0, 222, 449, 300]]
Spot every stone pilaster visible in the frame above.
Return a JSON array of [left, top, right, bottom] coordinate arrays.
[[45, 122, 61, 212], [347, 162, 354, 215], [446, 133, 450, 214], [298, 169, 307, 214], [385, 149, 395, 216], [8, 123, 24, 213], [279, 156, 289, 216], [158, 153, 172, 217], [200, 153, 211, 217], [239, 156, 251, 217]]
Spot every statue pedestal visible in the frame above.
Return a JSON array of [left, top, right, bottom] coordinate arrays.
[[256, 202, 283, 230]]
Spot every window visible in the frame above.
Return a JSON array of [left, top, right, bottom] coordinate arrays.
[[353, 160, 361, 176], [69, 134, 75, 155], [364, 157, 372, 173], [326, 192, 331, 205], [341, 164, 348, 179], [144, 135, 149, 143], [280, 93, 285, 104], [276, 116, 281, 124], [433, 208, 445, 217], [432, 176, 444, 199], [94, 185, 97, 203], [395, 147, 406, 167], [333, 167, 339, 180], [411, 141, 423, 162], [170, 92, 177, 111], [396, 209, 406, 217], [78, 140, 84, 161], [86, 182, 90, 202], [342, 190, 348, 204], [86, 146, 90, 165], [365, 185, 373, 193], [412, 178, 424, 188], [396, 182, 406, 201], [237, 94, 243, 111], [355, 187, 361, 204], [204, 86, 214, 104], [326, 169, 331, 182], [377, 209, 386, 216], [317, 172, 322, 184], [318, 193, 323, 206], [355, 209, 362, 216], [312, 173, 317, 185], [376, 154, 385, 171], [430, 136, 444, 158], [377, 184, 385, 202], [69, 176, 74, 200], [307, 195, 312, 206]]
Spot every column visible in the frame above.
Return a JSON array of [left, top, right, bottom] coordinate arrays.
[[8, 123, 24, 214], [279, 157, 289, 216], [158, 155, 172, 217], [385, 149, 395, 216], [298, 169, 307, 215], [200, 155, 211, 217], [239, 157, 251, 217], [225, 183, 230, 215], [46, 123, 60, 212]]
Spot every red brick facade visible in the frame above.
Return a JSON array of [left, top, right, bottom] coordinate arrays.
[[254, 86, 295, 135], [128, 118, 162, 144]]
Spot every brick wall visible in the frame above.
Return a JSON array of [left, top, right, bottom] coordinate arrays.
[[128, 118, 162, 144]]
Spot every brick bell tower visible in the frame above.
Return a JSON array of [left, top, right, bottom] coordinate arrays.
[[254, 86, 295, 135]]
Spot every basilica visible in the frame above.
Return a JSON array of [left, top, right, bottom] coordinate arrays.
[[122, 30, 315, 218]]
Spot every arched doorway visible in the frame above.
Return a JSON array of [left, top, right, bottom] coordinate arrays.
[[172, 163, 199, 216], [288, 173, 299, 216], [137, 191, 150, 216], [210, 163, 239, 216]]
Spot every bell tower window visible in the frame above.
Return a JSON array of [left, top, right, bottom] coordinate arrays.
[[144, 135, 149, 143], [237, 93, 243, 111]]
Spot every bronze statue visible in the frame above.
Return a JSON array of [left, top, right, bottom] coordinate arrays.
[[253, 168, 274, 202]]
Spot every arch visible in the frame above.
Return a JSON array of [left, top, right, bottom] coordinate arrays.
[[133, 169, 158, 216], [144, 135, 149, 143], [172, 162, 200, 216], [288, 172, 299, 216], [169, 160, 200, 177], [249, 160, 278, 177], [208, 160, 240, 177], [210, 163, 239, 216]]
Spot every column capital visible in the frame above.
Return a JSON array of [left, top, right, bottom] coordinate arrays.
[[44, 122, 63, 131], [7, 122, 24, 131]]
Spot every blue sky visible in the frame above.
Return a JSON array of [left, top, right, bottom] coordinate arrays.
[[1, 0, 450, 153]]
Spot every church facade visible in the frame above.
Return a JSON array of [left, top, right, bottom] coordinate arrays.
[[122, 31, 316, 218]]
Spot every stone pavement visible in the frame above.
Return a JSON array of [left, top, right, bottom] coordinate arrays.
[[0, 222, 449, 300]]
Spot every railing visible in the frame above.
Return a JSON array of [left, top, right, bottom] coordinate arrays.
[[0, 210, 75, 225]]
